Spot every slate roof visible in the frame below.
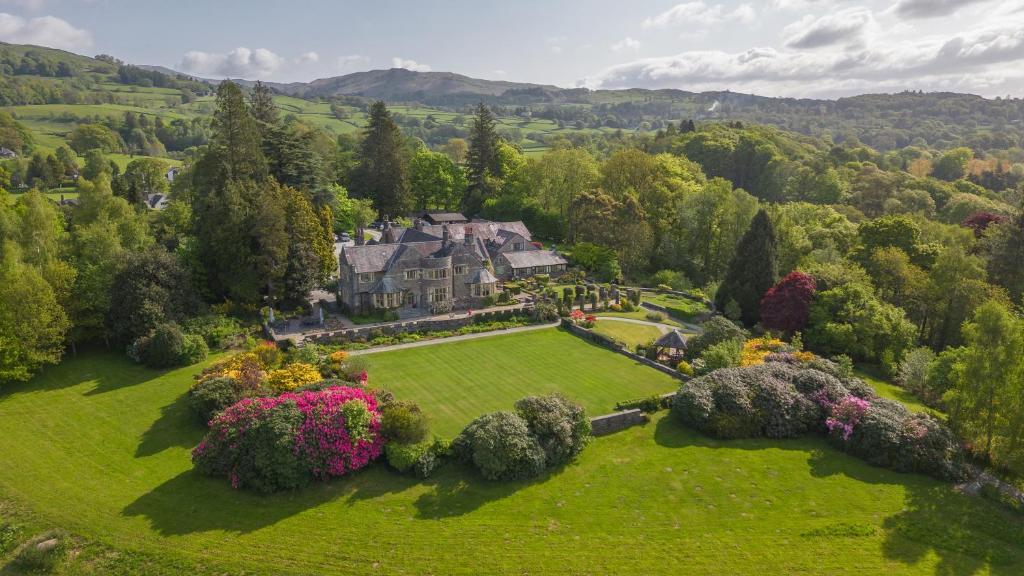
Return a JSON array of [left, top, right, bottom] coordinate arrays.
[[368, 276, 403, 294], [419, 221, 531, 242], [501, 250, 568, 269], [654, 330, 688, 350], [466, 268, 498, 284], [341, 244, 402, 273], [423, 212, 467, 224]]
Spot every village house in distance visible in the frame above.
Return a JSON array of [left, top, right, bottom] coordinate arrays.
[[338, 213, 567, 315]]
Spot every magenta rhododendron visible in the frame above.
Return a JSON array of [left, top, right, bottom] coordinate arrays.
[[825, 396, 870, 441], [192, 386, 383, 491]]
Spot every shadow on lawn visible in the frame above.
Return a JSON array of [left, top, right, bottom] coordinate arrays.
[[655, 413, 1024, 575], [410, 462, 555, 520], [0, 350, 159, 401], [135, 392, 204, 457]]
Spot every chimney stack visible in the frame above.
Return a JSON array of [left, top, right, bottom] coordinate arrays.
[[464, 226, 474, 245], [442, 224, 451, 245], [355, 228, 364, 246], [414, 218, 425, 231]]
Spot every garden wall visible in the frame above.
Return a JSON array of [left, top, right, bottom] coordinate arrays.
[[590, 409, 648, 436], [560, 323, 690, 382], [304, 307, 533, 345]]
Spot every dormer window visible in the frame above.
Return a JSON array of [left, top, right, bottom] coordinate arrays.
[[513, 242, 525, 251]]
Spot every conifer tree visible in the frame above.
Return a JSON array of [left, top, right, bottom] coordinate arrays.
[[715, 209, 778, 327], [205, 80, 266, 185], [353, 101, 409, 218], [463, 102, 502, 215]]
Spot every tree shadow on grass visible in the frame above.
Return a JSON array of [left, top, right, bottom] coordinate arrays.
[[411, 461, 560, 520], [0, 350, 159, 400], [135, 392, 204, 457], [654, 412, 1024, 575]]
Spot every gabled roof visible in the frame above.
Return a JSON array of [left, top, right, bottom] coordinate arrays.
[[654, 330, 688, 350], [419, 221, 531, 243], [391, 227, 442, 243], [466, 268, 498, 284], [368, 276, 402, 294], [423, 212, 467, 224], [341, 243, 402, 273], [501, 250, 568, 269]]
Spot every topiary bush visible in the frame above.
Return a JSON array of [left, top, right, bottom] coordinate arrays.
[[451, 411, 546, 481], [192, 386, 383, 492], [671, 361, 965, 481], [514, 394, 591, 466]]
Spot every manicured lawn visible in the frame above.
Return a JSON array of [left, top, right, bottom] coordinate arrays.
[[595, 309, 688, 328], [642, 292, 709, 320], [856, 369, 945, 419], [589, 320, 664, 350], [1, 351, 1022, 575], [360, 327, 679, 436]]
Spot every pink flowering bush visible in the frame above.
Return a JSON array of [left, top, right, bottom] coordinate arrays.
[[825, 396, 870, 440], [192, 386, 383, 492]]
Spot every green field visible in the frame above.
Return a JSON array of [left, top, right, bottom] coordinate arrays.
[[642, 292, 709, 321], [360, 327, 679, 436], [589, 319, 664, 350], [856, 369, 945, 419], [1, 346, 1021, 575]]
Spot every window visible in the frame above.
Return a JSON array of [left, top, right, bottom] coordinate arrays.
[[428, 287, 449, 303], [454, 264, 468, 275], [358, 273, 373, 283], [495, 266, 506, 275], [404, 269, 420, 280], [472, 283, 494, 297], [426, 268, 449, 280], [373, 293, 401, 308], [513, 242, 525, 251]]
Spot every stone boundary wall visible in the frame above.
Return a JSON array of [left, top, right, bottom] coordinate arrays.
[[590, 409, 648, 436], [560, 323, 690, 382], [303, 307, 531, 345]]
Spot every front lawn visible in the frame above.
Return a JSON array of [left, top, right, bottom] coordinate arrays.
[[642, 292, 709, 321], [0, 347, 1021, 575], [360, 327, 679, 436]]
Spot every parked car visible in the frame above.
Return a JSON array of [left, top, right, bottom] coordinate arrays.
[[340, 232, 351, 242]]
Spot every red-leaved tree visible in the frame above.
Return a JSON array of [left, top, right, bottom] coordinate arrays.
[[962, 212, 1008, 238], [760, 271, 817, 333]]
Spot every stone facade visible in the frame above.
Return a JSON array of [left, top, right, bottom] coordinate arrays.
[[338, 219, 567, 315]]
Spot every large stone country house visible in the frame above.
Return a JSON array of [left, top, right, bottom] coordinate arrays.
[[338, 217, 567, 315]]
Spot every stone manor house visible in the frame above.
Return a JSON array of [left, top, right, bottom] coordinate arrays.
[[338, 216, 567, 315]]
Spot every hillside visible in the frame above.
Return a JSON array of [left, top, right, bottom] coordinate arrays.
[[1, 42, 1023, 154]]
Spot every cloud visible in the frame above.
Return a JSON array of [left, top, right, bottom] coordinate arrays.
[[891, 0, 991, 19], [611, 37, 641, 53], [582, 15, 1024, 97], [295, 51, 319, 64], [643, 2, 756, 29], [337, 54, 369, 70], [392, 57, 431, 72], [0, 12, 91, 50], [546, 35, 567, 54], [180, 47, 283, 79], [783, 8, 875, 49]]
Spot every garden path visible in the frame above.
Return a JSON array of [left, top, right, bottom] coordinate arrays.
[[346, 321, 560, 355]]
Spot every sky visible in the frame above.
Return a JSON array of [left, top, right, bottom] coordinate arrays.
[[2, 0, 1024, 98]]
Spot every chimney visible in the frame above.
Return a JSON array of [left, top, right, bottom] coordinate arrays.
[[442, 224, 451, 245], [464, 226, 474, 245], [355, 228, 364, 246], [414, 218, 425, 231]]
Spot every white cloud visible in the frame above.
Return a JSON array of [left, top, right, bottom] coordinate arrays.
[[643, 2, 756, 29], [392, 57, 431, 72], [0, 12, 91, 51], [545, 35, 567, 54], [582, 14, 1024, 97], [611, 37, 641, 53], [337, 54, 369, 71], [891, 0, 992, 19], [491, 69, 507, 77], [295, 51, 319, 64], [180, 47, 283, 79], [783, 8, 875, 49]]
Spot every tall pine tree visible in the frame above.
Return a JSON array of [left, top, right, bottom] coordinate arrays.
[[715, 208, 778, 327], [353, 101, 409, 218], [463, 102, 501, 216]]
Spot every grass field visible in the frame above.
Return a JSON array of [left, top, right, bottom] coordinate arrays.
[[1, 347, 1022, 574], [360, 327, 679, 436], [856, 369, 944, 418], [589, 320, 664, 350], [642, 292, 709, 321]]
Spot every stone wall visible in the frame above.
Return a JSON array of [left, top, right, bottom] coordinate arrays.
[[590, 409, 648, 436], [304, 307, 530, 345], [560, 323, 690, 382]]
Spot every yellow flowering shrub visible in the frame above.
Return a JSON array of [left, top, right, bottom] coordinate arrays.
[[740, 337, 788, 366], [329, 350, 349, 364], [266, 363, 323, 392]]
